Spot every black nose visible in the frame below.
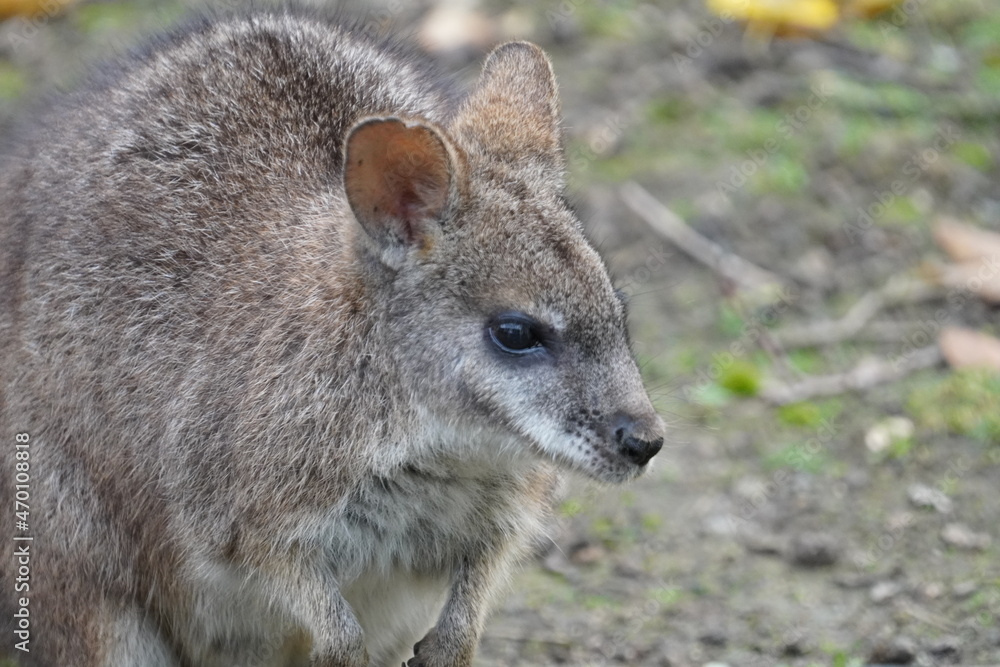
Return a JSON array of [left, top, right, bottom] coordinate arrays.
[[612, 414, 663, 467]]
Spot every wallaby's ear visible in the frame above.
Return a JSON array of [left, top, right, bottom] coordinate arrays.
[[344, 117, 458, 268], [452, 42, 563, 177]]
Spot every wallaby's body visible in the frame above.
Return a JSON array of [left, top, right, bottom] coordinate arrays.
[[0, 8, 663, 667]]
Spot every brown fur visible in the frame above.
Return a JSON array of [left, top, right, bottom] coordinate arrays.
[[0, 7, 663, 667]]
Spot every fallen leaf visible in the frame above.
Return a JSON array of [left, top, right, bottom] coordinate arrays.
[[932, 259, 1000, 303], [933, 217, 1000, 264], [707, 0, 840, 37], [939, 327, 1000, 372], [941, 522, 992, 551], [0, 0, 76, 21], [907, 483, 952, 514], [842, 0, 900, 18]]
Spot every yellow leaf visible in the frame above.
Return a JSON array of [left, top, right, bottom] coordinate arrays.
[[707, 0, 840, 35]]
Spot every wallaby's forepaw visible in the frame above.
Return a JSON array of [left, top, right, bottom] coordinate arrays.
[[405, 635, 430, 667], [406, 631, 474, 667]]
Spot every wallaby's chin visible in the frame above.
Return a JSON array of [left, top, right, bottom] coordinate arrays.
[[524, 431, 652, 484], [513, 410, 663, 484], [565, 443, 652, 484]]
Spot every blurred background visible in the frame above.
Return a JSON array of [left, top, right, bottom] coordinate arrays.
[[1, 0, 998, 665]]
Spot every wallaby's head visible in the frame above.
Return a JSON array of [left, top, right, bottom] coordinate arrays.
[[344, 42, 663, 482]]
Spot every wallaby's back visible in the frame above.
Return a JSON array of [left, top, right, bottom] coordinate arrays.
[[0, 12, 463, 663]]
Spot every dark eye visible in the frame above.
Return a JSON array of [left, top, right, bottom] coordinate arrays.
[[489, 315, 543, 355]]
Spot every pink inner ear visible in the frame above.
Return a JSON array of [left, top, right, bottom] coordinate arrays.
[[344, 118, 452, 249], [395, 189, 425, 243]]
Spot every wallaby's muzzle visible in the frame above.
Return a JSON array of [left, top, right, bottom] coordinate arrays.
[[612, 412, 664, 467]]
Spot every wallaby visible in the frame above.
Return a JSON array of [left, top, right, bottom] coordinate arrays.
[[0, 7, 664, 667]]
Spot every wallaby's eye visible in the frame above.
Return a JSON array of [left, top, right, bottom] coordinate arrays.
[[488, 314, 543, 355]]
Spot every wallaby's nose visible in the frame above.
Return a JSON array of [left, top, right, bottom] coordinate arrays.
[[612, 413, 664, 467]]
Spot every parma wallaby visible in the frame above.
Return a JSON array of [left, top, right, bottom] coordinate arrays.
[[0, 7, 664, 667]]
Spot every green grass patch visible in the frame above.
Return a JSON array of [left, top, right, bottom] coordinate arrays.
[[953, 141, 995, 171], [778, 402, 825, 428], [74, 2, 145, 33], [0, 65, 27, 100], [907, 369, 1000, 443], [718, 359, 763, 397], [749, 154, 810, 196], [880, 195, 923, 226]]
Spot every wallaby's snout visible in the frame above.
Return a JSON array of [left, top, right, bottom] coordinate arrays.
[[612, 411, 664, 467]]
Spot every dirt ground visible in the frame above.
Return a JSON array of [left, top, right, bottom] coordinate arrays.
[[1, 1, 998, 666]]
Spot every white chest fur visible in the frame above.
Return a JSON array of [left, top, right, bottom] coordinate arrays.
[[324, 460, 533, 665], [341, 567, 449, 667]]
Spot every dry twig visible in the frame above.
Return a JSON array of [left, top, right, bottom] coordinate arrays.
[[620, 181, 784, 296], [770, 276, 940, 349], [760, 345, 942, 405]]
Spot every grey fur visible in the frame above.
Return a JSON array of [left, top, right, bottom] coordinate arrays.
[[0, 7, 664, 667]]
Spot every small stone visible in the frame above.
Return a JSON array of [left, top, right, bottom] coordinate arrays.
[[941, 522, 992, 551], [865, 416, 914, 453], [733, 476, 769, 500], [703, 514, 741, 537], [922, 582, 944, 599], [790, 247, 833, 288], [870, 580, 903, 603], [787, 532, 840, 567], [868, 637, 916, 664], [907, 484, 953, 514]]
